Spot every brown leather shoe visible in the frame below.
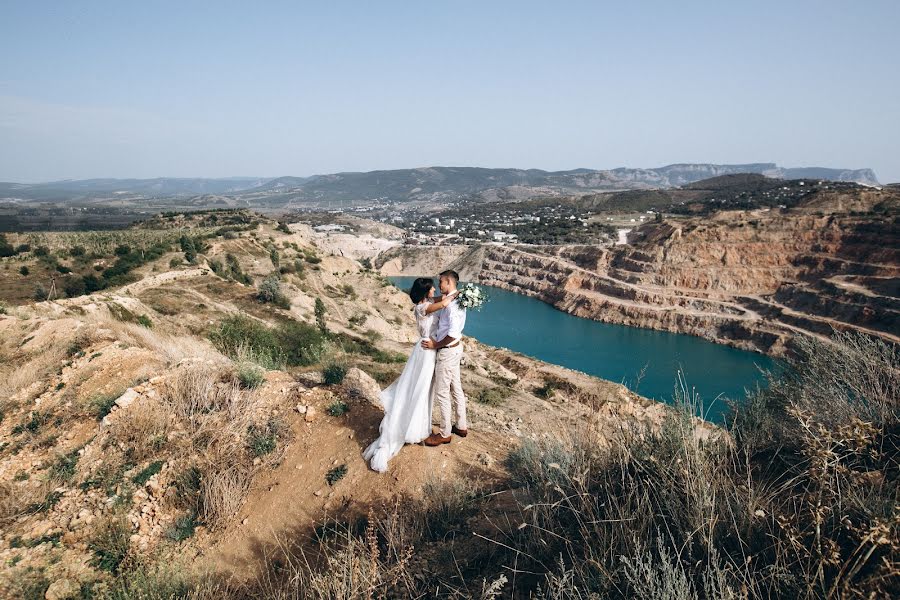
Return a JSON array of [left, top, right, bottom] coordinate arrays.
[[452, 425, 468, 438], [424, 433, 451, 446]]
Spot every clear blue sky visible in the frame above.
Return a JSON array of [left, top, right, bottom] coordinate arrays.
[[1, 1, 898, 182]]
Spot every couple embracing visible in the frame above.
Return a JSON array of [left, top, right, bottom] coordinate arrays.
[[363, 270, 468, 473]]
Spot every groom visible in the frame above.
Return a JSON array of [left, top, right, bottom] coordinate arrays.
[[422, 270, 468, 446]]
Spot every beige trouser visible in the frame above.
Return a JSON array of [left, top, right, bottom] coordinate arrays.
[[434, 344, 467, 437]]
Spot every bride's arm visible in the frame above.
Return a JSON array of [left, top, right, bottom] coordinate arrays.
[[424, 291, 458, 314]]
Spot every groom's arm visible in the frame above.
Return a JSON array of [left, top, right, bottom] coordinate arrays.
[[423, 334, 456, 350]]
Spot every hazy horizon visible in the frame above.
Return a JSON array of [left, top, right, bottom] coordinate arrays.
[[2, 1, 898, 183], [0, 161, 886, 187]]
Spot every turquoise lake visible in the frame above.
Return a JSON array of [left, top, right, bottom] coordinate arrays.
[[389, 276, 776, 423]]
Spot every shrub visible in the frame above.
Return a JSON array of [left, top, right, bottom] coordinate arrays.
[[89, 514, 132, 574], [0, 234, 13, 257], [314, 297, 327, 334], [327, 400, 349, 417], [210, 315, 283, 368], [49, 450, 79, 482], [274, 320, 328, 367], [322, 363, 348, 385], [326, 464, 347, 486], [167, 512, 198, 542], [15, 243, 31, 254], [199, 464, 252, 530], [475, 386, 511, 406], [247, 420, 280, 457], [19, 266, 29, 276], [236, 363, 265, 389], [256, 274, 290, 308], [89, 392, 119, 420], [33, 284, 49, 301], [64, 275, 86, 298], [136, 314, 153, 328], [132, 460, 165, 485], [83, 273, 104, 293]]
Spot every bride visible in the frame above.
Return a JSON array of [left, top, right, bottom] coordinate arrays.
[[363, 277, 457, 472]]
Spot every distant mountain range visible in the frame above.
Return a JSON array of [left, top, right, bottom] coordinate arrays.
[[0, 163, 879, 205]]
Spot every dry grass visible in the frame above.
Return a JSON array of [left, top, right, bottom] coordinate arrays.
[[199, 464, 253, 531], [108, 398, 172, 463], [159, 362, 273, 531], [96, 313, 225, 366], [0, 478, 57, 525], [0, 342, 69, 404]]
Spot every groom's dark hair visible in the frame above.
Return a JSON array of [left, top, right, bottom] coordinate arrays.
[[439, 270, 459, 285]]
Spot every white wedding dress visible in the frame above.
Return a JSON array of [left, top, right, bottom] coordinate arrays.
[[363, 302, 437, 472]]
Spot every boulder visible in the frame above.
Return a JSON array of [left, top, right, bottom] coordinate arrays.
[[114, 388, 139, 409], [343, 367, 383, 407], [44, 578, 79, 600]]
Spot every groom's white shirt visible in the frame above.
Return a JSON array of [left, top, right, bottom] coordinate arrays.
[[436, 297, 466, 341]]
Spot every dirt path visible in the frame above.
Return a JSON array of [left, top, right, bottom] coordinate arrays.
[[118, 267, 211, 295]]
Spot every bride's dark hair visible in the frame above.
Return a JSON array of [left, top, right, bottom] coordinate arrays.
[[408, 277, 434, 304]]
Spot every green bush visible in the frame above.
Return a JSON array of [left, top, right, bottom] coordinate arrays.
[[325, 464, 347, 486], [256, 274, 290, 308], [327, 400, 349, 417], [274, 320, 328, 367], [0, 234, 14, 257], [19, 266, 28, 276], [322, 363, 348, 385], [247, 420, 281, 457], [209, 315, 284, 368], [167, 512, 198, 542], [475, 386, 511, 406], [89, 392, 119, 420], [64, 276, 86, 298], [89, 514, 131, 574], [50, 450, 79, 482], [236, 363, 265, 389], [132, 461, 165, 485]]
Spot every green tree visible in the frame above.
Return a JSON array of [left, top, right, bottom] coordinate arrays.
[[0, 234, 14, 258], [314, 297, 327, 334], [179, 235, 197, 263]]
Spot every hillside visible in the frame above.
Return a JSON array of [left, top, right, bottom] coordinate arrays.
[[0, 215, 666, 596]]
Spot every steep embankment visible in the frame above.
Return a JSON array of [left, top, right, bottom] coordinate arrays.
[[379, 189, 900, 355], [376, 245, 472, 279]]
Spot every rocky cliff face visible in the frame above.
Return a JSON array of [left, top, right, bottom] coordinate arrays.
[[380, 188, 899, 355]]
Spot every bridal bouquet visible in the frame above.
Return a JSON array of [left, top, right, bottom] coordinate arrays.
[[455, 283, 487, 310]]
